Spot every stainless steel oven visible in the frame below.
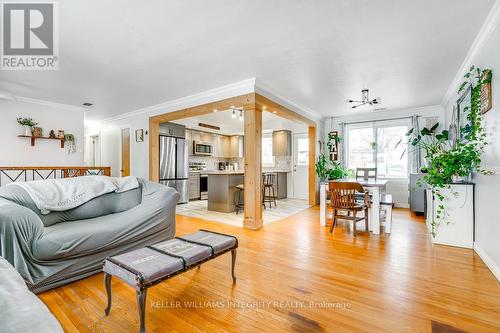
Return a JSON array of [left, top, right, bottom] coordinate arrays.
[[193, 141, 213, 156], [200, 174, 208, 200]]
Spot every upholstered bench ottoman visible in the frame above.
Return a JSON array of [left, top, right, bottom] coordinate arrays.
[[103, 229, 238, 333]]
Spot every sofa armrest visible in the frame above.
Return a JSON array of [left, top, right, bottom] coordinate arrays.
[[0, 198, 44, 271]]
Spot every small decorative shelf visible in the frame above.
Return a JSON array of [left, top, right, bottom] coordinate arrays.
[[18, 135, 65, 148]]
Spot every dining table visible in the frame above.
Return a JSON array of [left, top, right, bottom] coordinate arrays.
[[319, 178, 388, 235]]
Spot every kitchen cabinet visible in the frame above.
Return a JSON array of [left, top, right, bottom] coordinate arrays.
[[159, 122, 185, 138], [215, 135, 231, 158], [229, 135, 244, 158], [188, 172, 200, 200], [272, 130, 291, 156]]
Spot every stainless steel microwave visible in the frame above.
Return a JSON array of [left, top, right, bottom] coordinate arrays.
[[193, 141, 213, 155]]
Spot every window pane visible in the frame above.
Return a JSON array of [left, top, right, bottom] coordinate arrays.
[[297, 138, 309, 165], [262, 136, 274, 165], [347, 127, 375, 169], [376, 126, 408, 178]]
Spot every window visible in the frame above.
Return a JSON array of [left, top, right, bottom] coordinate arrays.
[[346, 121, 408, 178], [296, 138, 309, 166], [262, 135, 274, 166]]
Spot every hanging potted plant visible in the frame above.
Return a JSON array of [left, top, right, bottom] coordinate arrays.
[[404, 65, 492, 237], [16, 117, 38, 136]]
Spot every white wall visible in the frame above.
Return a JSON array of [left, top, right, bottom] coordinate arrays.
[[89, 79, 323, 181], [443, 3, 500, 281], [324, 105, 445, 207], [0, 99, 84, 166]]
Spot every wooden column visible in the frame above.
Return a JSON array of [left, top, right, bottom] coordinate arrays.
[[243, 106, 263, 230], [308, 126, 317, 206], [149, 118, 160, 182]]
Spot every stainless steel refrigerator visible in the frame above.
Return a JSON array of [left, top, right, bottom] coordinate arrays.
[[159, 135, 189, 203]]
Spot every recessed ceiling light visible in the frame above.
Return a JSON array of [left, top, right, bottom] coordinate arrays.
[[213, 109, 218, 113], [82, 102, 93, 107], [263, 106, 267, 110], [272, 111, 277, 114], [230, 105, 235, 108]]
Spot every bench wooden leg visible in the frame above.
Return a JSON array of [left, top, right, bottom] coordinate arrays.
[[136, 289, 148, 333], [104, 273, 112, 316], [231, 249, 237, 283]]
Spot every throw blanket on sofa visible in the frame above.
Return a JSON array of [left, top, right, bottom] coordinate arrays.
[[8, 176, 139, 214]]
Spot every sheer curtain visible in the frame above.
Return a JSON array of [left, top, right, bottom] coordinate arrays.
[[410, 115, 422, 173]]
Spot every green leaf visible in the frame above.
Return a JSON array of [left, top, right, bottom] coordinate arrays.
[[430, 123, 439, 132]]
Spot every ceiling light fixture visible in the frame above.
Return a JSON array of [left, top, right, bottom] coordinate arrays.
[[232, 109, 236, 119], [239, 110, 243, 121], [213, 109, 218, 113], [348, 89, 380, 109], [272, 111, 277, 114], [82, 102, 93, 107]]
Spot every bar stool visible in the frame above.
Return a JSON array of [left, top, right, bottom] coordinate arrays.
[[262, 173, 277, 208], [235, 184, 244, 214]]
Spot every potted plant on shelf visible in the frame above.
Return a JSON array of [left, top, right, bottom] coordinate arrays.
[[404, 65, 491, 237], [16, 117, 38, 136]]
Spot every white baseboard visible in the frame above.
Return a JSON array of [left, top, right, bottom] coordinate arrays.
[[474, 243, 500, 282], [394, 203, 409, 208]]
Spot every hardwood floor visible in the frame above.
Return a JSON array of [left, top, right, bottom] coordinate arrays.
[[39, 207, 500, 332]]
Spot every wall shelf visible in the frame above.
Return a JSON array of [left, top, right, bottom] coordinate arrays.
[[17, 135, 65, 148]]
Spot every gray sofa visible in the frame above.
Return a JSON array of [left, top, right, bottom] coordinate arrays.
[[0, 256, 63, 332], [0, 178, 178, 293]]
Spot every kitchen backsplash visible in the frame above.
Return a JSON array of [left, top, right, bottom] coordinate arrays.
[[189, 155, 292, 172]]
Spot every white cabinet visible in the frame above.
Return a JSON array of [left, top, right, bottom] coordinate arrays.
[[229, 135, 244, 158], [215, 135, 230, 158], [272, 130, 291, 156], [426, 184, 474, 248]]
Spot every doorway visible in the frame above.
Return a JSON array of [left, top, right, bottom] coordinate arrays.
[[88, 135, 101, 167], [292, 133, 309, 200], [121, 128, 131, 177]]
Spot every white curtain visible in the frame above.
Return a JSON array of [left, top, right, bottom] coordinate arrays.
[[410, 115, 422, 173], [339, 122, 347, 168]]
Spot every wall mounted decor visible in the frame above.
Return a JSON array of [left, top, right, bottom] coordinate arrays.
[[32, 127, 43, 137], [480, 69, 492, 114], [135, 129, 144, 142]]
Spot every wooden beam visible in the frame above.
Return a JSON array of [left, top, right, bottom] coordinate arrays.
[[243, 105, 263, 230], [149, 93, 255, 182], [255, 93, 316, 126], [308, 126, 317, 206]]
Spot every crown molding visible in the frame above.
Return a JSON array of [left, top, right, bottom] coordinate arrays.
[[103, 78, 256, 122], [255, 80, 323, 123], [441, 0, 500, 106], [9, 95, 85, 112]]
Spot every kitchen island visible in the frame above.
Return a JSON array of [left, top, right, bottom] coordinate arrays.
[[206, 170, 244, 213]]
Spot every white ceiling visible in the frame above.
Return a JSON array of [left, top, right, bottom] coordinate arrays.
[[172, 109, 308, 135], [0, 0, 494, 120]]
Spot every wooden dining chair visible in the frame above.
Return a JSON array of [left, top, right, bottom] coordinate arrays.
[[328, 181, 370, 237], [355, 167, 377, 180]]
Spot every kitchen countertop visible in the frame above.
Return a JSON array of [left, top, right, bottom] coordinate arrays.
[[200, 169, 291, 175], [204, 170, 244, 175]]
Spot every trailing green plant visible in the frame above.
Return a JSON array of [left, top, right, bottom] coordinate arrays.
[[315, 154, 352, 182], [64, 134, 76, 154], [327, 160, 352, 179], [16, 117, 38, 127], [315, 154, 330, 182], [404, 65, 491, 236]]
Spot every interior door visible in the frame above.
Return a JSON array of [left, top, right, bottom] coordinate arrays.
[[292, 133, 309, 200], [121, 128, 131, 177]]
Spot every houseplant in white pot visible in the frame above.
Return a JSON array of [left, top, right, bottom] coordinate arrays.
[[16, 117, 38, 136], [405, 66, 491, 241]]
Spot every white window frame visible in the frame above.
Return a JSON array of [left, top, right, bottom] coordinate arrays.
[[262, 133, 275, 167], [345, 119, 410, 180]]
